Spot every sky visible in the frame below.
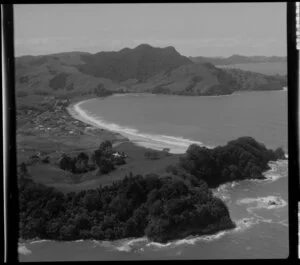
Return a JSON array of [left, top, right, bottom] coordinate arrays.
[[14, 3, 286, 57]]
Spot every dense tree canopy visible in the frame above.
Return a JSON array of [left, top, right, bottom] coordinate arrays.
[[19, 172, 234, 243], [58, 141, 126, 175], [178, 137, 286, 187], [19, 136, 285, 243]]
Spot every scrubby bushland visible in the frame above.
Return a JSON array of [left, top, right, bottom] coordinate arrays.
[[19, 171, 235, 243]]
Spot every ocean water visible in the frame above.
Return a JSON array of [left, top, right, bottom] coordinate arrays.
[[19, 91, 289, 261], [75, 91, 287, 153]]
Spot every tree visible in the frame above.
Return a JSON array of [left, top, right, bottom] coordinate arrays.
[[90, 226, 105, 240], [74, 213, 91, 230], [274, 147, 285, 159], [75, 159, 88, 173], [99, 140, 113, 153], [149, 200, 163, 216], [60, 224, 77, 240], [124, 218, 137, 237], [92, 141, 115, 174], [46, 219, 62, 239], [97, 157, 115, 174], [77, 152, 89, 163], [113, 154, 126, 166], [58, 154, 73, 171]]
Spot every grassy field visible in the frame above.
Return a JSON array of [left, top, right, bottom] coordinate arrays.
[[20, 140, 179, 193], [16, 92, 181, 193]]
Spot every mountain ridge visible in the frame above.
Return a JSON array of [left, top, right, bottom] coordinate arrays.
[[15, 44, 287, 98]]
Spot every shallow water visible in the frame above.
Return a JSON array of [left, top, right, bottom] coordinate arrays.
[[19, 91, 288, 260]]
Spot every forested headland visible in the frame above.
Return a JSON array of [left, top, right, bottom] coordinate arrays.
[[18, 137, 285, 243]]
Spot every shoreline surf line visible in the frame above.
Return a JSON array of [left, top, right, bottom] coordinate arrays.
[[67, 98, 208, 154], [67, 95, 289, 156]]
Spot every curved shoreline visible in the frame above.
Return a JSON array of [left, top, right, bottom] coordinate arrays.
[[67, 96, 207, 154], [67, 93, 288, 156]]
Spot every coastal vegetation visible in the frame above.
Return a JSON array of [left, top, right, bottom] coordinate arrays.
[[18, 137, 285, 243], [18, 169, 234, 243], [15, 44, 287, 245], [175, 137, 285, 187]]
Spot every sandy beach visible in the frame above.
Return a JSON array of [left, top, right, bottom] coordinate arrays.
[[67, 96, 204, 154]]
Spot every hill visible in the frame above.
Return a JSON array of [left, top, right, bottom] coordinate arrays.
[[131, 62, 238, 95], [224, 68, 287, 91], [15, 45, 287, 99], [77, 44, 192, 82], [189, 55, 287, 76], [217, 62, 287, 76]]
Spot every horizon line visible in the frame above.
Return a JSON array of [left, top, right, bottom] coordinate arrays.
[[14, 43, 287, 59]]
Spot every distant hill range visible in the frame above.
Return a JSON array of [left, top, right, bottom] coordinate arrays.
[[189, 54, 287, 65], [15, 44, 287, 98]]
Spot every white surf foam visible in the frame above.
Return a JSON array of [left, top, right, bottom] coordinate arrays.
[[102, 196, 287, 252], [277, 219, 289, 227], [115, 237, 148, 252], [236, 195, 287, 225], [212, 181, 239, 203], [30, 239, 52, 244], [82, 217, 259, 252], [145, 216, 259, 250], [92, 237, 148, 252], [74, 239, 84, 243], [112, 93, 157, 98], [115, 244, 132, 252], [71, 98, 288, 158], [18, 245, 32, 256], [249, 160, 288, 184], [237, 195, 287, 210]]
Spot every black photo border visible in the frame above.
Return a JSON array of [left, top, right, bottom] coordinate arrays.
[[2, 1, 299, 262]]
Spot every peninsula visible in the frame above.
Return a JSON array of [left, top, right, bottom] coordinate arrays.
[[16, 44, 287, 244]]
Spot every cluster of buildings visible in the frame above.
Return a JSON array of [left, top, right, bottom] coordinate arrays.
[[18, 98, 90, 137]]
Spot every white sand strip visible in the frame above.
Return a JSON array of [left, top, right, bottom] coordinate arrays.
[[67, 98, 205, 154]]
